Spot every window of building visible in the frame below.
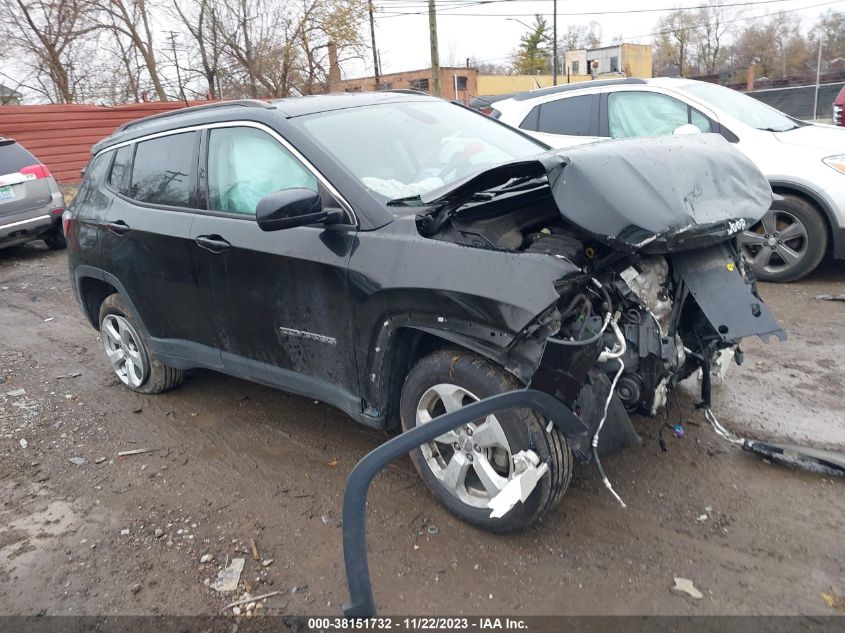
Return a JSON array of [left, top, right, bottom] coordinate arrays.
[[456, 76, 468, 90], [571, 60, 579, 74], [207, 127, 316, 216], [409, 78, 429, 92], [610, 56, 619, 72], [129, 132, 195, 207], [536, 95, 594, 136]]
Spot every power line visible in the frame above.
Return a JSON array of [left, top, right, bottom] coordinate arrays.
[[377, 0, 829, 18]]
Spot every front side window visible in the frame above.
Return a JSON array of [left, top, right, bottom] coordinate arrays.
[[537, 95, 594, 136], [129, 132, 195, 207], [207, 127, 317, 216], [608, 91, 711, 138]]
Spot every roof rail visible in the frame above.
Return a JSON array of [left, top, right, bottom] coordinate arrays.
[[512, 77, 647, 101], [115, 99, 275, 133]]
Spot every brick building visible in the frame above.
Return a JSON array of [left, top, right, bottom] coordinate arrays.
[[334, 67, 478, 104]]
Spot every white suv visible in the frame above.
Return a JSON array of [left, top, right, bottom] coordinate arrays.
[[494, 77, 845, 282]]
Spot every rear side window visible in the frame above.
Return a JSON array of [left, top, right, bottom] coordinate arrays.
[[519, 106, 540, 131], [536, 95, 595, 136], [207, 127, 316, 216], [0, 142, 37, 174], [109, 144, 133, 193], [74, 151, 111, 210], [129, 132, 195, 207]]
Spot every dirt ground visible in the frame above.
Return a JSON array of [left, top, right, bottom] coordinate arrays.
[[0, 243, 843, 618]]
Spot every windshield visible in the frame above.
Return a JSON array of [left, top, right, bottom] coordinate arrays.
[[683, 82, 803, 132], [299, 100, 545, 201]]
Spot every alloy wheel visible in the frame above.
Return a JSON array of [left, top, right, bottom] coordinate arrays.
[[101, 314, 146, 388], [415, 383, 513, 508], [737, 208, 808, 276]]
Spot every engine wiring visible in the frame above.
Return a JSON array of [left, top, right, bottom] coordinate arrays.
[[591, 314, 628, 509]]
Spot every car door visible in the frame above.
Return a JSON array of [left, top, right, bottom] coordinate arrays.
[[99, 131, 220, 363], [189, 123, 359, 399], [517, 94, 601, 148], [601, 89, 715, 139]]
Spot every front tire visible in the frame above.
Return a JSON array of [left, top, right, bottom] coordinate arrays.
[[737, 194, 827, 282], [98, 294, 184, 394], [399, 348, 571, 533]]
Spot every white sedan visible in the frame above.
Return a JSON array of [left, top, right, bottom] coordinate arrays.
[[494, 77, 845, 282]]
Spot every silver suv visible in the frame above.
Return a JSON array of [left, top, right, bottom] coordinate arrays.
[[0, 137, 66, 250]]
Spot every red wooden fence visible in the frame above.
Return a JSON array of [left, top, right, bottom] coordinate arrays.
[[0, 101, 210, 183]]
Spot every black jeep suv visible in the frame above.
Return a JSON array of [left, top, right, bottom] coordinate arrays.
[[67, 93, 783, 532]]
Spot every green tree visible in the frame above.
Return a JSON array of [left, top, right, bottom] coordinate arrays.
[[511, 14, 551, 75]]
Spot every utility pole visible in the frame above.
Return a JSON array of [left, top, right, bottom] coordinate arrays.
[[368, 0, 380, 89], [428, 0, 441, 96], [552, 0, 558, 85], [167, 31, 188, 105]]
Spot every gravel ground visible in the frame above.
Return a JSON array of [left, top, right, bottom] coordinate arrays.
[[0, 243, 843, 618]]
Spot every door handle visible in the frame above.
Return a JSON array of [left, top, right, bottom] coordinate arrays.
[[104, 220, 130, 235], [195, 234, 231, 253]]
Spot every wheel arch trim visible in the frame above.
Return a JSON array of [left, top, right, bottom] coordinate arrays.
[[73, 266, 150, 335]]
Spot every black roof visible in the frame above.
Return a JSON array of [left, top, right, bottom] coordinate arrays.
[[94, 91, 438, 154], [511, 78, 647, 101]]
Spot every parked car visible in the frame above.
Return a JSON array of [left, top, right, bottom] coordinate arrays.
[[834, 84, 844, 127], [0, 137, 66, 250], [66, 94, 782, 532], [494, 78, 845, 282]]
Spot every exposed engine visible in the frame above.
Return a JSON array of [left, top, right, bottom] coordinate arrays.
[[425, 201, 750, 420]]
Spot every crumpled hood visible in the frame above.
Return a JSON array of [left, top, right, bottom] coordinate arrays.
[[421, 134, 773, 253]]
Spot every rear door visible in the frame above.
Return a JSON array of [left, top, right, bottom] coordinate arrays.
[[99, 131, 220, 363], [0, 141, 55, 223]]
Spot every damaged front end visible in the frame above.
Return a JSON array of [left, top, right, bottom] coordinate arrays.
[[414, 134, 786, 465]]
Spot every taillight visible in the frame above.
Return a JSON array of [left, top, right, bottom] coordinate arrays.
[[62, 210, 71, 235], [20, 163, 51, 179]]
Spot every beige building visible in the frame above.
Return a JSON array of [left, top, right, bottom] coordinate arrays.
[[564, 43, 652, 79], [335, 67, 478, 104]]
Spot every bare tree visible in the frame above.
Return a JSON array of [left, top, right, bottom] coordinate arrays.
[[732, 14, 812, 79], [558, 21, 602, 52], [653, 9, 697, 76], [93, 0, 168, 100], [172, 0, 228, 98], [693, 5, 734, 75], [0, 0, 98, 102]]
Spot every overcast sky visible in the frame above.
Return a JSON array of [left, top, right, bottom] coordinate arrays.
[[345, 0, 839, 78]]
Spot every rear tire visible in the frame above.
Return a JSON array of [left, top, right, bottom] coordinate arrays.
[[399, 347, 571, 533], [98, 294, 184, 394], [43, 227, 66, 250]]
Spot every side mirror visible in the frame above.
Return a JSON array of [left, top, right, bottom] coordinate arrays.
[[673, 124, 702, 135], [256, 188, 326, 232]]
